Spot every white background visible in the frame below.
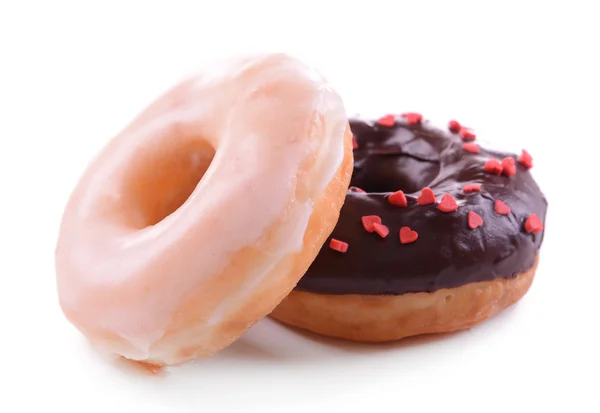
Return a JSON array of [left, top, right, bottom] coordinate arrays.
[[1, 1, 599, 412]]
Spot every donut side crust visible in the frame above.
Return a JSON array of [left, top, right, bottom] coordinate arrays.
[[270, 256, 538, 342]]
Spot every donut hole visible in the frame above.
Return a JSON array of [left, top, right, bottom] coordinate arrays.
[[351, 155, 440, 193], [120, 139, 215, 229]]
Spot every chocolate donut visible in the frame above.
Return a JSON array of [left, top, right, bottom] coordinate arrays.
[[271, 113, 547, 341]]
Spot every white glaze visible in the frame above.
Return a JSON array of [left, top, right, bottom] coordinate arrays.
[[55, 54, 347, 364]]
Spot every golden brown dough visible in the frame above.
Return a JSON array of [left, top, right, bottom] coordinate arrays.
[[270, 256, 538, 342]]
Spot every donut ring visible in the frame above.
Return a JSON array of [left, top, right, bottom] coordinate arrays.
[[55, 54, 353, 366], [271, 115, 547, 341]]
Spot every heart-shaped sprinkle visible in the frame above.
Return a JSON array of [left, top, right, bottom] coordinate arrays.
[[459, 128, 476, 141], [377, 114, 396, 127], [518, 149, 533, 169], [468, 211, 483, 229], [462, 143, 480, 153], [352, 135, 359, 150], [448, 120, 461, 133], [484, 158, 503, 175], [361, 215, 382, 232], [388, 190, 408, 207], [349, 186, 366, 193], [463, 183, 481, 193], [329, 238, 349, 253], [373, 223, 390, 238], [502, 157, 516, 176], [494, 200, 511, 215], [399, 226, 419, 244], [402, 112, 423, 125], [417, 187, 436, 205], [524, 214, 544, 233], [438, 194, 458, 212]]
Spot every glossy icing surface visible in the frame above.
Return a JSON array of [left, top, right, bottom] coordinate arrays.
[[55, 54, 349, 363], [296, 117, 547, 295]]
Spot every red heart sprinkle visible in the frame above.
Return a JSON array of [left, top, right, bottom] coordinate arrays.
[[399, 226, 419, 244], [459, 128, 476, 141], [388, 190, 408, 207], [524, 214, 544, 233], [438, 194, 458, 212], [484, 158, 503, 175], [417, 187, 436, 205], [502, 156, 515, 166], [502, 157, 516, 176], [352, 135, 359, 150], [361, 215, 382, 232], [329, 238, 349, 253], [448, 120, 461, 133], [463, 183, 481, 193], [377, 114, 396, 127], [402, 112, 423, 124], [462, 143, 480, 154], [468, 211, 483, 229], [518, 149, 533, 169], [349, 186, 366, 193], [373, 223, 390, 238], [494, 200, 511, 215]]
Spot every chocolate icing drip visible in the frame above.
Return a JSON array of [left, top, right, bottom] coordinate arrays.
[[295, 118, 547, 295]]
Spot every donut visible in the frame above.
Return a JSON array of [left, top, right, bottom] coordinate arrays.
[[271, 114, 547, 342], [55, 54, 353, 366]]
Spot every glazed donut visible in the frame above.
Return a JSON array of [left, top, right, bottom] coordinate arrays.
[[55, 54, 353, 366], [271, 114, 547, 342]]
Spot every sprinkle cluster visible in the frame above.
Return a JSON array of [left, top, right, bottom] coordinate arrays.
[[330, 113, 543, 253]]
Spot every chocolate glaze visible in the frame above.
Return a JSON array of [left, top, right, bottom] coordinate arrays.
[[295, 117, 548, 295]]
